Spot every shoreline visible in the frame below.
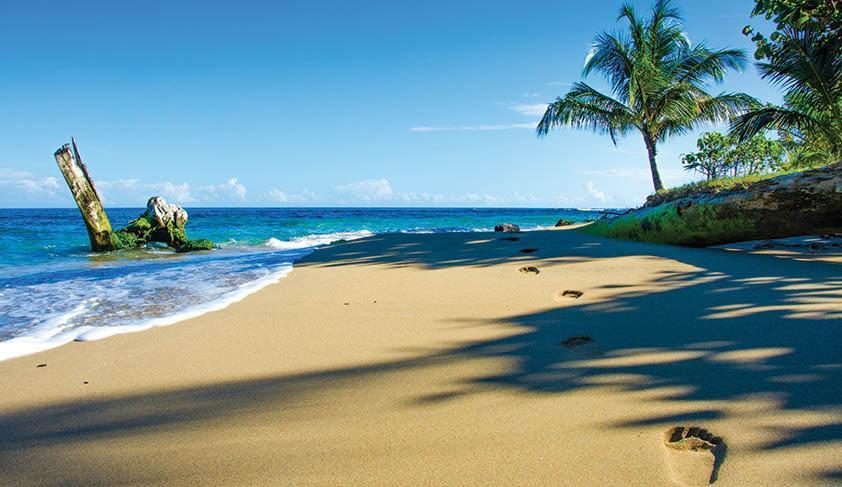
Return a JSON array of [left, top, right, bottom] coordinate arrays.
[[0, 226, 557, 363], [1, 228, 840, 485]]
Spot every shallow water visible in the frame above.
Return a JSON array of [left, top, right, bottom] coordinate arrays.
[[0, 207, 606, 359]]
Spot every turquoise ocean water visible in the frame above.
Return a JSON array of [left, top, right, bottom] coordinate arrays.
[[0, 207, 607, 360]]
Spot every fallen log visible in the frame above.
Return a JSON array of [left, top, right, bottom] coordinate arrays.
[[581, 162, 842, 247], [54, 139, 115, 251], [54, 139, 213, 252]]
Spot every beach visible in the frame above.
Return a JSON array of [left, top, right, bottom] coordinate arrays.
[[1, 226, 840, 485]]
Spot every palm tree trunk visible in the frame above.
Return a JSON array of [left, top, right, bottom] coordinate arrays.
[[643, 135, 664, 192]]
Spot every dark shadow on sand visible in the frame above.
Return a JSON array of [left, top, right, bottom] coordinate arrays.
[[1, 229, 840, 482]]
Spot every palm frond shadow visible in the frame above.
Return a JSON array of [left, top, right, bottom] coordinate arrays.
[[0, 230, 840, 483]]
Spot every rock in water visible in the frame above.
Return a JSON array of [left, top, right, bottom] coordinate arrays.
[[494, 223, 520, 233], [555, 219, 574, 227], [147, 197, 188, 234], [112, 196, 214, 252]]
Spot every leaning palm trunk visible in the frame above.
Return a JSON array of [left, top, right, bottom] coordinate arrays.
[[643, 135, 664, 191]]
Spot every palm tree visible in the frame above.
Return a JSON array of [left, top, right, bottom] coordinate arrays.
[[537, 0, 757, 192], [730, 25, 842, 162]]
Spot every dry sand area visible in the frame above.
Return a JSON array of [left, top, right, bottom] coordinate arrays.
[[0, 227, 840, 485]]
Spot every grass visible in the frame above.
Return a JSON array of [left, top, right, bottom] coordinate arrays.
[[645, 168, 803, 207]]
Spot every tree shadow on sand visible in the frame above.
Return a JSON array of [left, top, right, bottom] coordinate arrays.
[[0, 230, 840, 483]]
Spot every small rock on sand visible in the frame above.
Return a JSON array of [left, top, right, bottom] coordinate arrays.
[[494, 223, 520, 233]]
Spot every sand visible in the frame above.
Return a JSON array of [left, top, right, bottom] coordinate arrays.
[[0, 227, 840, 486]]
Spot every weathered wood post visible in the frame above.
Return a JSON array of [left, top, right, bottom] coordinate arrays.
[[54, 138, 114, 251]]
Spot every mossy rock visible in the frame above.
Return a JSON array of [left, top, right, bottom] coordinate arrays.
[[109, 197, 214, 253], [175, 239, 215, 253], [580, 162, 842, 247]]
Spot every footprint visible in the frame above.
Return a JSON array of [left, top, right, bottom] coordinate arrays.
[[663, 426, 726, 486], [560, 290, 584, 299], [561, 335, 602, 357], [519, 266, 540, 275], [519, 248, 539, 254], [501, 237, 520, 242]]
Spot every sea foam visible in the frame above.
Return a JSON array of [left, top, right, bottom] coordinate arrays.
[[0, 230, 374, 361]]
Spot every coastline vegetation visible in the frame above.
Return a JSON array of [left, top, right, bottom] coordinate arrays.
[[537, 0, 757, 192], [539, 0, 840, 205], [548, 0, 841, 246]]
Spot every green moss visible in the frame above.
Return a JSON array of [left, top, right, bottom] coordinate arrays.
[[581, 201, 757, 247], [109, 208, 212, 252], [165, 220, 188, 247], [123, 216, 152, 233], [646, 169, 802, 207], [175, 239, 215, 253], [110, 230, 142, 250]]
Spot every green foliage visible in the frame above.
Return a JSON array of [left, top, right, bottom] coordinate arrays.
[[175, 239, 215, 253], [537, 0, 756, 192], [743, 0, 840, 60], [681, 132, 785, 180], [733, 0, 842, 164], [581, 201, 758, 247], [110, 209, 213, 252], [110, 230, 142, 250], [647, 168, 801, 206]]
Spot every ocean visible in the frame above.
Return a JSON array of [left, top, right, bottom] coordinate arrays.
[[0, 207, 606, 360]]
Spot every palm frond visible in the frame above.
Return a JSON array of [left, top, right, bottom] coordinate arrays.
[[730, 106, 822, 142], [674, 46, 747, 84], [583, 32, 634, 101], [537, 84, 637, 143], [757, 26, 842, 109]]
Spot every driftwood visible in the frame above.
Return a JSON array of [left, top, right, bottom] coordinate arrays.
[[54, 139, 213, 253], [581, 162, 842, 247], [54, 139, 115, 251]]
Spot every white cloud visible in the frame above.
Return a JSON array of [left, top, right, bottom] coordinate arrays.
[[459, 192, 501, 204], [410, 123, 535, 132], [0, 168, 33, 179], [0, 168, 62, 197], [332, 178, 507, 205], [96, 177, 249, 205], [510, 104, 548, 117], [335, 178, 395, 202], [150, 181, 196, 203], [513, 191, 538, 203], [197, 177, 247, 202], [522, 92, 541, 98], [585, 181, 611, 204], [98, 178, 195, 204], [264, 188, 317, 203], [548, 81, 572, 87]]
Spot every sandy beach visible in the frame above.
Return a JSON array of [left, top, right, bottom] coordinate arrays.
[[1, 227, 840, 486]]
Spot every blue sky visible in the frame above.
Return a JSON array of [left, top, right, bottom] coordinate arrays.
[[0, 0, 778, 208]]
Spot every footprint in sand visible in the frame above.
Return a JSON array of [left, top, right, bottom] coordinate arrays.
[[501, 237, 520, 242], [663, 426, 726, 486], [561, 335, 602, 357], [555, 289, 585, 301], [519, 248, 539, 254], [519, 266, 540, 275]]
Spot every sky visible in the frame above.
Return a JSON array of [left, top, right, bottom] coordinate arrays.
[[0, 0, 780, 208]]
